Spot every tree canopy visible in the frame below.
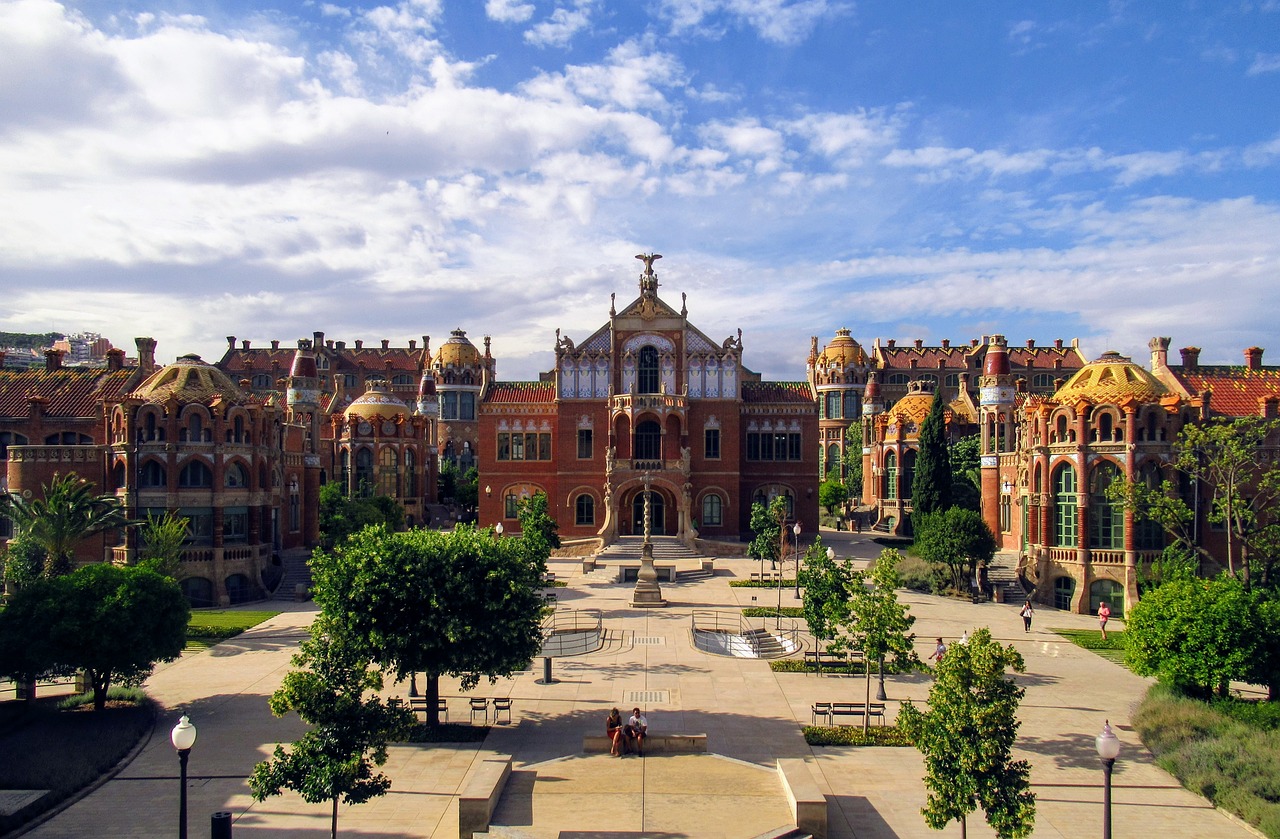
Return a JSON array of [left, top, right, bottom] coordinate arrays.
[[0, 472, 134, 576], [818, 477, 849, 518], [317, 482, 404, 550], [0, 563, 189, 710], [747, 496, 789, 567], [250, 616, 414, 839], [137, 510, 190, 578], [898, 627, 1035, 839], [911, 389, 953, 522], [310, 525, 547, 726], [843, 422, 864, 502], [516, 491, 561, 560], [913, 507, 997, 592]]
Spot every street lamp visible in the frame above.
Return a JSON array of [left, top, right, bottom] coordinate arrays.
[[792, 522, 802, 598], [171, 714, 197, 839], [1096, 720, 1121, 839], [495, 522, 503, 537]]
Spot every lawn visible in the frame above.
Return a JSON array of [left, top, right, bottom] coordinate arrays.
[[186, 609, 281, 651], [1050, 628, 1128, 668]]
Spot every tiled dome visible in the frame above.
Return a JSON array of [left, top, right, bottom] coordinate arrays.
[[131, 354, 249, 404], [347, 382, 408, 421], [1054, 351, 1168, 405], [817, 328, 868, 367], [435, 328, 481, 368]]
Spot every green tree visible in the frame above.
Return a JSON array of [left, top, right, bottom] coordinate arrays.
[[948, 434, 982, 512], [136, 510, 189, 578], [318, 482, 404, 550], [911, 389, 953, 525], [1125, 574, 1263, 699], [1, 534, 47, 593], [0, 564, 189, 710], [516, 491, 561, 561], [748, 496, 788, 569], [898, 627, 1035, 839], [831, 549, 920, 732], [913, 507, 997, 593], [250, 616, 415, 839], [818, 477, 849, 519], [0, 472, 135, 576], [455, 466, 480, 512], [798, 536, 851, 661], [844, 422, 864, 502], [310, 525, 546, 727], [1112, 416, 1280, 584], [438, 459, 458, 501]]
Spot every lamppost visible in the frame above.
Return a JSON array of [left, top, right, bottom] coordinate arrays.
[[792, 522, 802, 598], [171, 714, 197, 839], [1096, 720, 1121, 839], [495, 522, 503, 537]]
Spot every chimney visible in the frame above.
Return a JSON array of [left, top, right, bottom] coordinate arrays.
[[226, 336, 236, 349], [105, 348, 125, 371], [135, 337, 157, 372], [45, 349, 65, 371], [1015, 377, 1027, 394], [314, 331, 324, 348], [887, 339, 896, 348], [1026, 339, 1035, 348], [1261, 396, 1279, 420], [909, 358, 918, 369], [1148, 336, 1171, 371], [381, 339, 390, 350], [1245, 347, 1264, 370], [242, 339, 250, 349], [271, 340, 280, 350], [1180, 347, 1201, 368], [355, 340, 364, 349], [1054, 339, 1063, 349], [409, 339, 417, 350], [335, 341, 344, 349], [0, 350, 6, 369], [941, 339, 950, 349], [1055, 377, 1066, 390], [970, 338, 980, 347], [914, 338, 923, 349]]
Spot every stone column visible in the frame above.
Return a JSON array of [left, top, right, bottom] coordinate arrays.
[[632, 473, 667, 608]]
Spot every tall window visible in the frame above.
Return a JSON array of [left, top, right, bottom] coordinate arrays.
[[440, 391, 458, 419], [504, 493, 519, 518], [1135, 462, 1164, 550], [179, 460, 212, 487], [289, 478, 300, 532], [1053, 464, 1078, 547], [183, 508, 214, 544], [224, 507, 249, 543], [825, 392, 841, 419], [1089, 461, 1124, 549], [883, 451, 898, 500], [575, 494, 595, 525], [405, 449, 417, 497], [638, 346, 660, 393], [225, 463, 248, 488], [635, 420, 661, 461], [577, 429, 593, 459], [379, 448, 399, 498], [902, 449, 916, 499], [843, 390, 860, 418], [140, 459, 167, 487], [355, 448, 374, 494], [702, 494, 723, 526], [826, 444, 840, 477], [460, 392, 476, 421], [705, 428, 721, 459]]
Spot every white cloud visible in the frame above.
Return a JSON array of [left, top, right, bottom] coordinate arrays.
[[783, 110, 901, 166], [525, 1, 594, 49], [522, 40, 685, 111], [659, 0, 848, 45], [486, 0, 535, 24], [1247, 52, 1280, 75]]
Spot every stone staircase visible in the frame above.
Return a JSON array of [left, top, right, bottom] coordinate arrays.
[[742, 627, 785, 657], [987, 550, 1027, 602], [272, 549, 313, 600], [594, 536, 709, 581]]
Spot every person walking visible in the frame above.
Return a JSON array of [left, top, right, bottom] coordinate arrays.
[[928, 637, 946, 665], [1020, 599, 1035, 632], [1098, 601, 1112, 640]]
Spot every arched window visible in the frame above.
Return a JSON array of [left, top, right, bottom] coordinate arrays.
[[1054, 415, 1068, 443], [355, 448, 374, 495], [225, 462, 248, 488], [340, 450, 351, 487], [1090, 580, 1124, 617], [140, 459, 167, 488], [1053, 464, 1078, 547], [143, 412, 163, 442], [391, 373, 413, 386], [0, 431, 28, 460], [634, 420, 661, 461], [182, 414, 204, 443], [181, 577, 215, 608], [225, 573, 253, 605], [638, 346, 660, 394], [379, 448, 399, 497], [44, 432, 92, 444], [1135, 462, 1164, 550], [251, 374, 271, 389], [405, 449, 417, 497], [230, 416, 247, 444], [179, 459, 212, 488], [883, 451, 898, 500], [1053, 576, 1076, 611], [702, 494, 723, 527], [826, 444, 840, 478], [575, 494, 595, 526], [1089, 461, 1123, 549]]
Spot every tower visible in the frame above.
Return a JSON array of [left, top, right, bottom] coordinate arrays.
[[978, 334, 1014, 537]]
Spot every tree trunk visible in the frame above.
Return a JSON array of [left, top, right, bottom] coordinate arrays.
[[330, 794, 338, 839], [959, 813, 967, 839], [426, 672, 441, 727], [93, 672, 109, 712]]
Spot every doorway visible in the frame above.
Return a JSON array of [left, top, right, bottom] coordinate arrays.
[[632, 491, 665, 535]]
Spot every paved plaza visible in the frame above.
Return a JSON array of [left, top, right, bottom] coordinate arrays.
[[19, 531, 1259, 838]]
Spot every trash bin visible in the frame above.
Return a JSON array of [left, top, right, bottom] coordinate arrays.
[[211, 811, 233, 839]]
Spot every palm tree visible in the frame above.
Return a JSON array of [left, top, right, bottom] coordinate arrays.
[[1, 473, 136, 577]]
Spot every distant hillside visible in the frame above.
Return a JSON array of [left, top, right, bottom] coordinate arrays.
[[0, 331, 61, 350]]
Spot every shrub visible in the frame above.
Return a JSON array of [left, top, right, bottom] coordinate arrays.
[[403, 722, 490, 743], [895, 553, 940, 593], [57, 686, 148, 710], [803, 725, 913, 747]]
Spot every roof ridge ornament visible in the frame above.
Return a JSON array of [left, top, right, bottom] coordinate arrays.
[[635, 252, 662, 298]]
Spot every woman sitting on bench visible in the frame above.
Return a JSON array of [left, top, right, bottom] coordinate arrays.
[[607, 708, 628, 756]]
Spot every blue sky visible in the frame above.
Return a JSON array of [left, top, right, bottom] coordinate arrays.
[[2, 0, 1278, 380]]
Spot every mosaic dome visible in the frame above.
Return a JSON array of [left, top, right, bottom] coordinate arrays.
[[1053, 351, 1169, 405], [130, 354, 249, 405], [346, 382, 409, 421], [817, 328, 868, 367], [435, 328, 481, 368]]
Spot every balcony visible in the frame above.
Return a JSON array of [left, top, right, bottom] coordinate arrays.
[[610, 392, 688, 418]]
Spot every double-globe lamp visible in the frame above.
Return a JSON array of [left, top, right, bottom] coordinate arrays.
[[171, 714, 198, 839]]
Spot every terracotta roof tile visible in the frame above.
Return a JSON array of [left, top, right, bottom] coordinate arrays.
[[484, 382, 556, 404], [741, 382, 814, 404], [1172, 367, 1280, 417], [877, 346, 970, 370], [0, 367, 137, 418]]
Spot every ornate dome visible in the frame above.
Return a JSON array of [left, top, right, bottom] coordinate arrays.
[[130, 354, 249, 404], [1054, 351, 1169, 405], [887, 380, 938, 427], [435, 328, 481, 368], [347, 382, 409, 421], [817, 328, 868, 367]]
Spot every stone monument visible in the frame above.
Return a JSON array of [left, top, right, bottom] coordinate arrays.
[[631, 472, 668, 608]]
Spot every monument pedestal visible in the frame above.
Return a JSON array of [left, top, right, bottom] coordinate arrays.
[[631, 541, 667, 608]]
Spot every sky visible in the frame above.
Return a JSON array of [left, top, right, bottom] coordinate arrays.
[[2, 1, 1279, 381]]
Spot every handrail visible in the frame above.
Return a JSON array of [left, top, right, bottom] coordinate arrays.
[[540, 608, 603, 657]]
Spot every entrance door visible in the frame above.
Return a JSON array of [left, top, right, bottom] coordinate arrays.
[[632, 492, 665, 535]]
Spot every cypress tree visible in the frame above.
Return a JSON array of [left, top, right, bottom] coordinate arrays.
[[912, 387, 953, 523]]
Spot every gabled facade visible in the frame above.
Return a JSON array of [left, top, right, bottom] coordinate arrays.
[[478, 254, 819, 542]]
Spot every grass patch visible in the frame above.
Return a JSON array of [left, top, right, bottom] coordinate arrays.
[[742, 606, 805, 619], [804, 725, 912, 747], [403, 722, 491, 743], [186, 609, 280, 651], [1135, 684, 1280, 838], [1050, 628, 1129, 668], [0, 691, 154, 834]]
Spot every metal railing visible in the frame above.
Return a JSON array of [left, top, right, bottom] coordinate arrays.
[[539, 608, 603, 657]]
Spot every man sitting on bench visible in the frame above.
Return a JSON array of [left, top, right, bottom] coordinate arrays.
[[626, 707, 648, 755]]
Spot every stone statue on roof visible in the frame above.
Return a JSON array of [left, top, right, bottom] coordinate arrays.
[[635, 252, 662, 274]]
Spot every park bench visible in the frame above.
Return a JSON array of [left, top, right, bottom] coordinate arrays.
[[802, 650, 864, 672], [748, 571, 781, 582], [406, 696, 448, 723], [828, 702, 886, 727], [582, 733, 708, 754]]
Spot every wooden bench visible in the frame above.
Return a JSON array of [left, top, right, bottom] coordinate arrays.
[[458, 756, 511, 839], [777, 758, 829, 839], [406, 696, 448, 722], [749, 571, 781, 582], [829, 702, 886, 727], [582, 733, 708, 754], [802, 650, 865, 672]]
